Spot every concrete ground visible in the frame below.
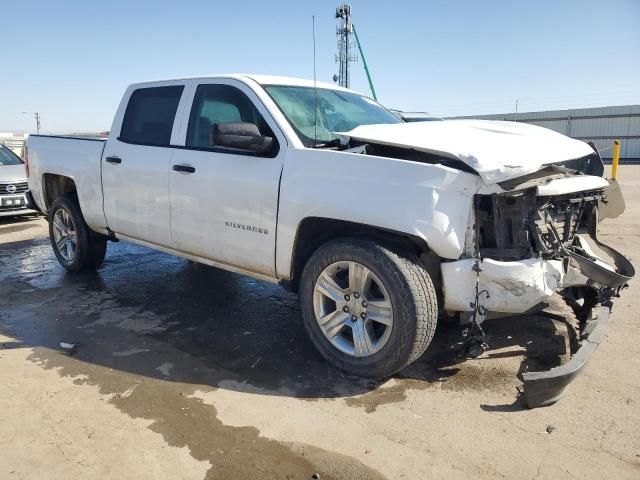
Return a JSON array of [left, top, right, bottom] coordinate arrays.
[[1, 166, 639, 480]]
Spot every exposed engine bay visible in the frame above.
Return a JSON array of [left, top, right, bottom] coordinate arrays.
[[475, 181, 633, 298], [475, 188, 604, 262]]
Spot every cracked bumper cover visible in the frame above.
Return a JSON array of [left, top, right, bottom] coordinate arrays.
[[441, 257, 564, 314], [521, 302, 610, 408]]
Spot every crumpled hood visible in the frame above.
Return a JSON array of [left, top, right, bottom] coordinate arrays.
[[346, 119, 595, 184], [0, 164, 27, 183]]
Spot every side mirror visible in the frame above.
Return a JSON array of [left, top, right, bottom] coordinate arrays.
[[210, 122, 274, 154]]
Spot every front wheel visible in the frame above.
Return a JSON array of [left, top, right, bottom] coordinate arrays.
[[49, 195, 107, 272], [299, 238, 438, 378]]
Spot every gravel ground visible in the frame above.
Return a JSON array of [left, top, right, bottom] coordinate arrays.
[[0, 165, 638, 479]]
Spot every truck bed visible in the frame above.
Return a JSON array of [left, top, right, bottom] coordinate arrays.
[[27, 135, 108, 233]]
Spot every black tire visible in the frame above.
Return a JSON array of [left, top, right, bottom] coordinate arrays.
[[48, 194, 107, 272], [299, 237, 438, 378]]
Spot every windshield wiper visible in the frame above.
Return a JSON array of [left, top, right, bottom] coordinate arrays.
[[311, 137, 347, 149]]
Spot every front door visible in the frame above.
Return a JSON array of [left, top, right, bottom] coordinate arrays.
[[102, 84, 185, 245], [169, 80, 285, 276]]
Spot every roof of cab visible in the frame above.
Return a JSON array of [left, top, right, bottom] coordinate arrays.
[[128, 74, 359, 94]]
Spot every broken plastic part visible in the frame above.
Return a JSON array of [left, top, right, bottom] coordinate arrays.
[[567, 209, 634, 289], [521, 211, 633, 408], [522, 302, 610, 408], [598, 179, 625, 220]]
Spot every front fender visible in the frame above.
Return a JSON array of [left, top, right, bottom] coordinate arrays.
[[275, 148, 481, 278]]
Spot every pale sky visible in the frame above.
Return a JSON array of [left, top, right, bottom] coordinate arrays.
[[1, 0, 639, 133]]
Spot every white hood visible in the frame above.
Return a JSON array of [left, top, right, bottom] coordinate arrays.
[[0, 164, 27, 183], [346, 119, 595, 184]]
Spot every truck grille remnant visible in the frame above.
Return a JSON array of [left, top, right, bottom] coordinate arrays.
[[476, 190, 602, 261], [532, 192, 601, 256]]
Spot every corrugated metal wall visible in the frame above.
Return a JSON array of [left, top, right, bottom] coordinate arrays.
[[450, 105, 640, 162]]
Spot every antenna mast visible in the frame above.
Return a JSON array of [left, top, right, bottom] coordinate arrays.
[[334, 4, 356, 89], [312, 14, 318, 146]]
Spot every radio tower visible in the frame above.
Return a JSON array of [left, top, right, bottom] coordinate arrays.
[[334, 4, 357, 89]]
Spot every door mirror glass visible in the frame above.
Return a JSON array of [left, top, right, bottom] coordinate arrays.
[[211, 122, 274, 154]]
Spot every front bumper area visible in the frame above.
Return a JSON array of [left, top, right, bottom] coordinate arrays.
[[440, 223, 634, 407], [522, 302, 610, 408], [0, 191, 37, 217], [441, 257, 564, 314], [0, 208, 36, 217], [520, 220, 634, 407]]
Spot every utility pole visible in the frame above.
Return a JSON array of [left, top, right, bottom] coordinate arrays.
[[22, 111, 41, 133]]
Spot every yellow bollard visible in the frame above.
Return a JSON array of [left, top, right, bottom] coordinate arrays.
[[611, 140, 620, 180]]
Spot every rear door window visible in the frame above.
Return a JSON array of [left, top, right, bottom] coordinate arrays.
[[119, 86, 184, 146]]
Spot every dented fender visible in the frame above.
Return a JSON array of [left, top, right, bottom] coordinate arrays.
[[276, 148, 482, 279]]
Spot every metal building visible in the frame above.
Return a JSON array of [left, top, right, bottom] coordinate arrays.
[[0, 132, 27, 157], [450, 105, 640, 163]]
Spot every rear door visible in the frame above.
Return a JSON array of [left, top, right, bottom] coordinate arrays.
[[102, 83, 186, 245], [169, 79, 286, 276]]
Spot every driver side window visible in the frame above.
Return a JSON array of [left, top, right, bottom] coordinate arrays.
[[186, 84, 273, 150]]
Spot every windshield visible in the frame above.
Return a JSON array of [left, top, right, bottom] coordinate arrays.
[[0, 145, 23, 166], [264, 85, 402, 147]]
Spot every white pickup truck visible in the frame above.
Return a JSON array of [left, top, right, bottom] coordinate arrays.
[[26, 75, 634, 407]]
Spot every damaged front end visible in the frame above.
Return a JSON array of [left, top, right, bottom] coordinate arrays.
[[442, 169, 634, 408], [523, 193, 634, 407]]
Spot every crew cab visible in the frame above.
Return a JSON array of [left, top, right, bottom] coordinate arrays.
[[25, 75, 634, 407]]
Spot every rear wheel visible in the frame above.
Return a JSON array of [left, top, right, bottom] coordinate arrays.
[[49, 195, 107, 272], [299, 237, 438, 378]]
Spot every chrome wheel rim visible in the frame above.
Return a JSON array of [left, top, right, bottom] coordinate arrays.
[[52, 208, 77, 262], [313, 261, 393, 357]]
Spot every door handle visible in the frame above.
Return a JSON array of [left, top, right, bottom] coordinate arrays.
[[172, 164, 196, 173], [105, 156, 122, 164]]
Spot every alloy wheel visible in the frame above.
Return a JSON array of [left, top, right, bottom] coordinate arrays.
[[313, 261, 393, 357], [52, 208, 77, 262]]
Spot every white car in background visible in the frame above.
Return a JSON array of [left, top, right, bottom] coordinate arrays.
[[0, 144, 36, 217]]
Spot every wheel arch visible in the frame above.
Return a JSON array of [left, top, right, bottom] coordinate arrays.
[[42, 173, 77, 210], [284, 216, 431, 292]]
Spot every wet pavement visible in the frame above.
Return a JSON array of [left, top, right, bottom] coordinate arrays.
[[0, 221, 588, 479], [1, 232, 387, 479], [1, 167, 639, 480], [0, 226, 570, 400]]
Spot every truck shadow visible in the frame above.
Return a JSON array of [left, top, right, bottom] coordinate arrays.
[[0, 213, 42, 233], [0, 236, 572, 411]]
